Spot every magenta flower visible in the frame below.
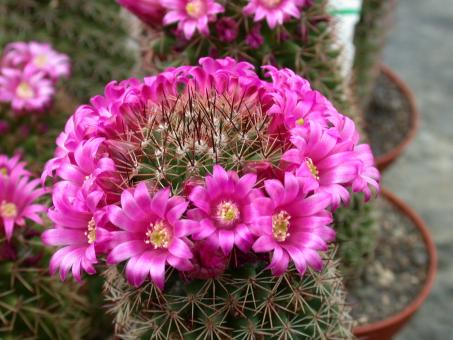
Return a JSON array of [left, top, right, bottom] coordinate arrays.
[[162, 0, 224, 39], [42, 182, 111, 281], [56, 137, 116, 191], [0, 66, 54, 113], [189, 239, 228, 279], [245, 24, 264, 49], [0, 153, 30, 181], [1, 41, 70, 81], [216, 17, 239, 42], [107, 184, 197, 289], [0, 168, 46, 240], [251, 172, 334, 276], [351, 144, 381, 201], [282, 122, 363, 209], [187, 165, 262, 255], [118, 0, 166, 27], [243, 0, 301, 29], [0, 120, 9, 134], [41, 57, 379, 286]]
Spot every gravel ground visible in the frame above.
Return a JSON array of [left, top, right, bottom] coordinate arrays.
[[382, 0, 453, 338], [365, 72, 412, 157], [348, 198, 428, 327]]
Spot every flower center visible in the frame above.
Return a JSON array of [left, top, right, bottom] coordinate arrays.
[[0, 167, 8, 177], [34, 54, 48, 68], [305, 157, 320, 180], [0, 201, 17, 219], [186, 0, 204, 18], [216, 201, 240, 226], [16, 82, 34, 99], [84, 218, 96, 244], [261, 0, 282, 8], [272, 210, 291, 242], [296, 117, 305, 126], [145, 220, 171, 249]]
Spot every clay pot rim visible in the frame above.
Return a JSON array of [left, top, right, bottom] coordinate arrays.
[[353, 188, 437, 336], [372, 64, 420, 171]]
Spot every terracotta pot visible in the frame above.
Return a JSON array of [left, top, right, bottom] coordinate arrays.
[[353, 188, 437, 340], [373, 65, 420, 171]]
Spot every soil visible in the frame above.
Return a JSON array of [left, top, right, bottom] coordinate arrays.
[[347, 197, 429, 327], [364, 71, 412, 157]]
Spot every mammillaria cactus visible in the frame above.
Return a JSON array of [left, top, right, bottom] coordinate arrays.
[[42, 57, 379, 338], [0, 0, 135, 101], [0, 154, 89, 339], [120, 0, 351, 110]]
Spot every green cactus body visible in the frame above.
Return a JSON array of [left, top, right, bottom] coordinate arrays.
[[0, 230, 90, 339], [104, 249, 352, 339], [352, 0, 397, 109]]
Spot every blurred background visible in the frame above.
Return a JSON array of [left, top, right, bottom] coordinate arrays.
[[383, 0, 453, 338]]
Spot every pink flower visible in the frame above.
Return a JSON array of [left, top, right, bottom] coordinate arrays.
[[282, 122, 360, 209], [245, 24, 264, 49], [0, 164, 46, 240], [187, 165, 262, 255], [162, 0, 224, 39], [0, 153, 30, 181], [118, 0, 166, 27], [351, 144, 381, 201], [42, 182, 111, 281], [189, 239, 228, 279], [216, 17, 239, 42], [107, 184, 197, 289], [0, 66, 54, 113], [1, 41, 70, 81], [0, 120, 9, 134], [283, 121, 379, 208], [243, 0, 301, 29], [251, 172, 334, 276]]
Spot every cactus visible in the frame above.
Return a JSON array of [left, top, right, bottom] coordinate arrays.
[[334, 194, 378, 280], [0, 0, 136, 101], [127, 0, 351, 115], [352, 0, 397, 109], [104, 248, 352, 339], [0, 228, 90, 339]]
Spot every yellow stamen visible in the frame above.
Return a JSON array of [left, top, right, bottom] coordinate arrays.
[[145, 221, 171, 249], [34, 54, 48, 68], [305, 157, 320, 180], [262, 0, 281, 8], [84, 218, 96, 244], [216, 201, 240, 225], [16, 82, 34, 99], [272, 210, 291, 242], [296, 117, 305, 126], [0, 167, 8, 177], [186, 0, 203, 18], [0, 201, 17, 219]]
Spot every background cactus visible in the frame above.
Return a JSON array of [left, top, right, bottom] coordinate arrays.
[[127, 0, 351, 114], [0, 0, 136, 101], [0, 226, 90, 339], [104, 248, 352, 339], [352, 0, 397, 109]]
